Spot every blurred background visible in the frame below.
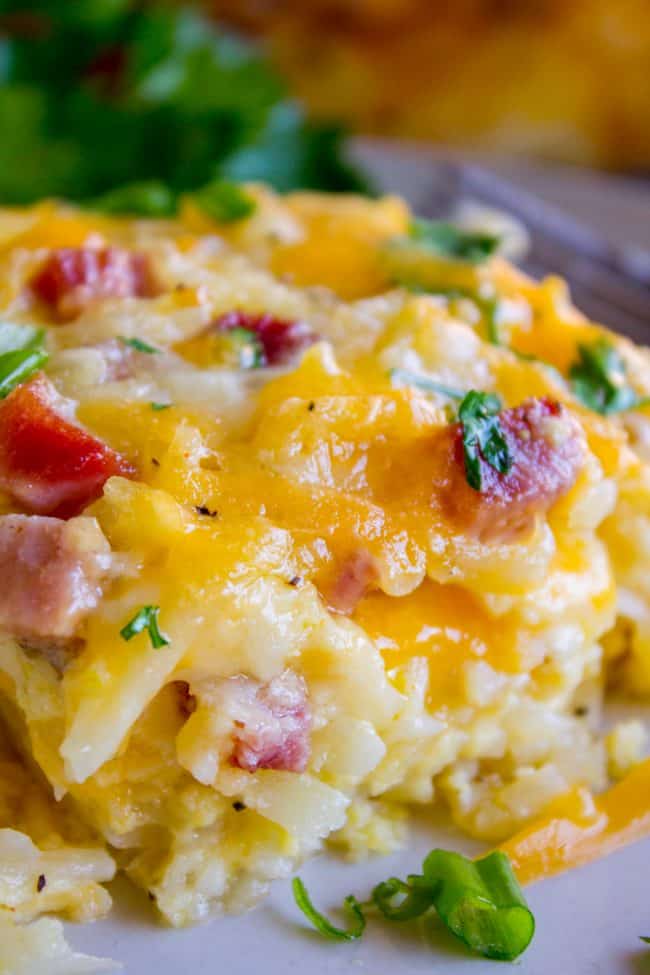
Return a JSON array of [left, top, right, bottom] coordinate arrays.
[[211, 0, 650, 172], [0, 0, 647, 245]]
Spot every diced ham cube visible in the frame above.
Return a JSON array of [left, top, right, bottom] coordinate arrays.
[[326, 550, 379, 614], [213, 310, 317, 366], [30, 247, 160, 321], [0, 514, 111, 647], [434, 397, 585, 543], [199, 670, 311, 773], [230, 670, 311, 773], [0, 374, 135, 518]]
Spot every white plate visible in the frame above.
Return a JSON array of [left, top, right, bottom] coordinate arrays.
[[68, 818, 650, 974], [64, 144, 650, 973]]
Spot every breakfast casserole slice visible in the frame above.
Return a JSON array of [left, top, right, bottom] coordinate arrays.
[[0, 186, 647, 955]]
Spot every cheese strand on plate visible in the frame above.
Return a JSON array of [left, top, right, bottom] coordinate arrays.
[[499, 757, 650, 885]]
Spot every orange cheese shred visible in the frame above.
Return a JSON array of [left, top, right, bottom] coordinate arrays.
[[500, 757, 650, 886]]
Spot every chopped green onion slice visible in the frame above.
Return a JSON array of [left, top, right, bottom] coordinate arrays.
[[194, 180, 257, 224], [423, 850, 535, 962], [0, 323, 48, 398], [226, 326, 265, 369], [120, 606, 170, 649], [292, 878, 366, 941], [90, 181, 177, 218], [0, 347, 48, 399], [402, 284, 502, 344], [458, 390, 512, 492], [640, 936, 650, 944], [440, 288, 500, 345], [120, 336, 159, 354], [390, 368, 465, 401], [569, 339, 642, 415], [151, 401, 172, 411], [372, 875, 434, 922], [409, 219, 500, 264], [483, 297, 500, 345], [291, 848, 534, 962]]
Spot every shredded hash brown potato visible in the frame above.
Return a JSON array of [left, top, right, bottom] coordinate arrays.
[[0, 186, 648, 966]]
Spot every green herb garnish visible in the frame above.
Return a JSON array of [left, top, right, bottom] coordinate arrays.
[[219, 327, 265, 369], [293, 849, 534, 962], [409, 219, 500, 264], [641, 936, 650, 944], [400, 284, 501, 344], [120, 605, 169, 649], [150, 401, 172, 411], [423, 850, 535, 961], [390, 368, 465, 401], [0, 5, 369, 205], [371, 875, 433, 922], [90, 181, 177, 218], [458, 390, 512, 492], [194, 180, 256, 224], [292, 878, 366, 941], [0, 323, 48, 398], [120, 336, 159, 354], [570, 339, 644, 415], [483, 297, 501, 345]]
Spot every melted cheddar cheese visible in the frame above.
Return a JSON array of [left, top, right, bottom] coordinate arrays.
[[0, 186, 647, 936]]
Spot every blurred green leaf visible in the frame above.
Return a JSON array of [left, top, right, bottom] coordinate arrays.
[[90, 179, 177, 216], [193, 180, 256, 222], [0, 3, 368, 203], [222, 102, 373, 193], [0, 86, 85, 202]]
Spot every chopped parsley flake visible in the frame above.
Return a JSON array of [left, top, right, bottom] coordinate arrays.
[[150, 402, 172, 411], [401, 284, 501, 344], [458, 390, 512, 492], [390, 367, 465, 401], [194, 180, 256, 224], [569, 338, 645, 415], [409, 219, 500, 264], [120, 336, 159, 354], [483, 297, 501, 345], [226, 326, 265, 369], [120, 605, 169, 649]]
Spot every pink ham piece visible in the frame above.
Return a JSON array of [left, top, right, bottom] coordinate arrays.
[[212, 310, 318, 366], [86, 338, 157, 382], [326, 550, 379, 614], [434, 397, 585, 543], [223, 671, 311, 773], [30, 246, 160, 321], [0, 374, 135, 518], [0, 514, 111, 646]]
